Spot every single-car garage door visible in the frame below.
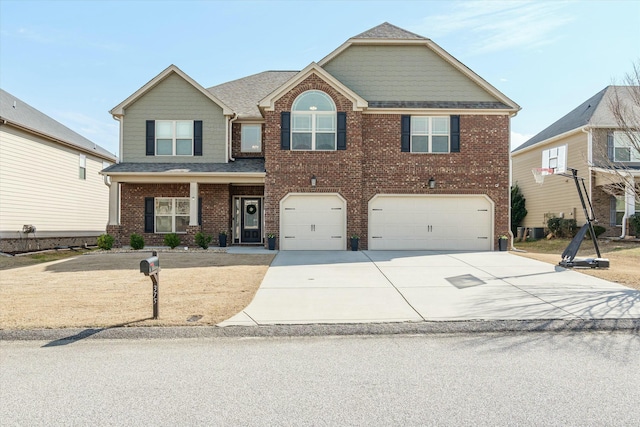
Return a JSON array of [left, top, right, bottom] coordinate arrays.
[[280, 193, 346, 250], [369, 195, 493, 251]]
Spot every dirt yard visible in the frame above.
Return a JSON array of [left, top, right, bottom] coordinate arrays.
[[512, 239, 640, 290], [0, 252, 274, 330]]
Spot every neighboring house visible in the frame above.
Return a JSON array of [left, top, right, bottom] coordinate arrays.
[[0, 89, 117, 253], [102, 22, 520, 251], [512, 86, 640, 238]]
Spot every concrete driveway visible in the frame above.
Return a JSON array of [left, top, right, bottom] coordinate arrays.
[[219, 251, 640, 326]]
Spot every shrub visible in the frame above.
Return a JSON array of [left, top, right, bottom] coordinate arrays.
[[195, 232, 212, 249], [97, 233, 114, 250], [164, 233, 181, 249], [130, 233, 145, 250], [630, 214, 640, 236], [510, 184, 527, 235], [547, 217, 577, 238], [585, 225, 606, 239]]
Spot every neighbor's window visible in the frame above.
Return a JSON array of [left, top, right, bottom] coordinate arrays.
[[79, 154, 86, 180], [614, 196, 640, 226], [241, 124, 262, 152], [613, 131, 640, 162], [156, 120, 193, 156], [291, 91, 336, 151], [155, 198, 190, 233], [411, 116, 449, 153]]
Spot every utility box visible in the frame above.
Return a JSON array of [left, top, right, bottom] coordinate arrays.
[[140, 256, 159, 276]]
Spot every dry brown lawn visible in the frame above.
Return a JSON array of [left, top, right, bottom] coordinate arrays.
[[512, 239, 640, 290], [0, 252, 274, 330]]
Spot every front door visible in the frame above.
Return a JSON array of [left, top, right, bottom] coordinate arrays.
[[241, 198, 261, 243]]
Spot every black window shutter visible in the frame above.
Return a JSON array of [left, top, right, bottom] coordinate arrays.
[[146, 120, 155, 156], [281, 112, 291, 150], [607, 131, 614, 160], [144, 197, 154, 233], [194, 120, 203, 156], [198, 197, 202, 226], [337, 112, 347, 150], [401, 115, 411, 152], [450, 115, 460, 153]]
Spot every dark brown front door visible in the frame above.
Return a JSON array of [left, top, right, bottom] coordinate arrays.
[[241, 198, 261, 243]]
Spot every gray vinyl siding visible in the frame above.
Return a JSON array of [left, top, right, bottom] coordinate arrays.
[[122, 73, 226, 162], [322, 45, 498, 102]]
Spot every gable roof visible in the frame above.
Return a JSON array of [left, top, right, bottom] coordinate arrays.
[[0, 89, 116, 161], [208, 71, 298, 119], [512, 86, 636, 153], [317, 22, 519, 112], [110, 64, 232, 117], [258, 62, 368, 112]]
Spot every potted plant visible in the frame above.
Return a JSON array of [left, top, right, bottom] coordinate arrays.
[[267, 233, 276, 250], [350, 234, 360, 251], [498, 235, 508, 251], [218, 231, 228, 248]]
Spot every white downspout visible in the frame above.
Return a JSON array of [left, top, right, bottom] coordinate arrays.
[[228, 113, 238, 162]]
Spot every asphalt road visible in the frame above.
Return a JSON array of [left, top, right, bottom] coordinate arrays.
[[1, 331, 639, 426]]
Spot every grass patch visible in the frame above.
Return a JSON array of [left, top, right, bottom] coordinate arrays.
[[0, 249, 94, 271]]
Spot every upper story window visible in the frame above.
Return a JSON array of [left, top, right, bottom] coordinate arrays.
[[291, 91, 336, 151], [156, 120, 193, 156], [79, 154, 86, 180], [411, 116, 449, 153], [613, 131, 640, 162], [241, 124, 262, 153]]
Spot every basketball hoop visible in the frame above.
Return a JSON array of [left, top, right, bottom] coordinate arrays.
[[532, 168, 554, 184]]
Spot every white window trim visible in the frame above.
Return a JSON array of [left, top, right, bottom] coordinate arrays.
[[155, 197, 190, 234], [156, 120, 194, 157], [241, 123, 262, 153], [291, 91, 337, 151], [410, 116, 450, 154], [79, 154, 86, 180]]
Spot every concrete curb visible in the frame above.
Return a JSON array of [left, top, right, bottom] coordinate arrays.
[[2, 319, 639, 342]]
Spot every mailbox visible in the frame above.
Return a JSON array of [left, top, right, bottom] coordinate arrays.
[[140, 256, 159, 276]]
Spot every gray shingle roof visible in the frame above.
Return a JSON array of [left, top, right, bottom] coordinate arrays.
[[512, 86, 636, 153], [0, 89, 117, 161], [102, 158, 265, 174], [208, 71, 298, 119], [353, 22, 428, 40]]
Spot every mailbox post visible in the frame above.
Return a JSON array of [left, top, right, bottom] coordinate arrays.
[[140, 251, 160, 319]]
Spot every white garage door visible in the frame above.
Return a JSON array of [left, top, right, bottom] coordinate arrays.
[[280, 193, 346, 250], [369, 195, 493, 251]]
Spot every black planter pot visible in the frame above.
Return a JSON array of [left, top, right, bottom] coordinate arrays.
[[219, 234, 227, 248], [498, 238, 508, 251], [350, 238, 359, 251], [267, 237, 276, 250]]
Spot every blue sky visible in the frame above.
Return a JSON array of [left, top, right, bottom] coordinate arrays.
[[1, 0, 639, 156]]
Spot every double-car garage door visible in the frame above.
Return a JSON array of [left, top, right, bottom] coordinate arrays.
[[279, 193, 493, 251]]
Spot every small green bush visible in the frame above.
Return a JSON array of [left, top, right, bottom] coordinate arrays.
[[130, 233, 145, 250], [630, 214, 640, 236], [586, 225, 606, 239], [547, 217, 577, 238], [195, 232, 212, 249], [164, 233, 181, 249], [97, 233, 114, 250]]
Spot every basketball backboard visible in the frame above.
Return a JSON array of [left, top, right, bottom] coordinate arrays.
[[541, 144, 567, 175]]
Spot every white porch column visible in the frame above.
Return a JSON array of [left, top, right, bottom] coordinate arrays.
[[108, 182, 120, 226], [189, 182, 199, 226], [625, 177, 636, 217]]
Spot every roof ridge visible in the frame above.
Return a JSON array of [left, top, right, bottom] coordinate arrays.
[[352, 22, 428, 40]]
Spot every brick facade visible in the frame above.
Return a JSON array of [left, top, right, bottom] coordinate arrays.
[[263, 74, 511, 250]]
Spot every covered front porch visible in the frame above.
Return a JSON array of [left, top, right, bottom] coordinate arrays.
[[592, 167, 640, 238]]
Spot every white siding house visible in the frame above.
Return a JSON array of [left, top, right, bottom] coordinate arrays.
[[0, 89, 117, 252]]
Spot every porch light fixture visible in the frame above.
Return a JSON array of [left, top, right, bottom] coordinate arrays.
[[428, 177, 436, 189], [311, 175, 317, 187]]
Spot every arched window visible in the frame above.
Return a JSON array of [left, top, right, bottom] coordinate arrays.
[[291, 91, 336, 150]]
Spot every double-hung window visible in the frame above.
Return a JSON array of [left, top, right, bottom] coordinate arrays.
[[79, 154, 86, 180], [613, 131, 640, 162], [241, 124, 262, 153], [411, 117, 450, 153], [291, 91, 336, 151], [614, 196, 640, 226], [155, 198, 190, 233], [156, 120, 193, 156]]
